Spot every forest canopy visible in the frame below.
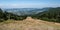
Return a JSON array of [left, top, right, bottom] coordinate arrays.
[[0, 8, 27, 22], [31, 7, 60, 23], [0, 7, 60, 23]]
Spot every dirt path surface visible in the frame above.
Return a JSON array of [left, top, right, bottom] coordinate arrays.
[[0, 17, 60, 30]]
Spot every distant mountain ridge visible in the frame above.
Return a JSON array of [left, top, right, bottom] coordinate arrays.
[[2, 8, 49, 15]]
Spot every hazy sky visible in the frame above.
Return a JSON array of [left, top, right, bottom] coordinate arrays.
[[0, 0, 60, 8]]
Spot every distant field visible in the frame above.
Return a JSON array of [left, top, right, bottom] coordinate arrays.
[[0, 17, 60, 30]]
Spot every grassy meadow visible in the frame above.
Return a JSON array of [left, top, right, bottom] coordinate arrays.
[[0, 17, 60, 30]]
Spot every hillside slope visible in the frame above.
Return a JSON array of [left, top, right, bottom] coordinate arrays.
[[0, 17, 60, 30]]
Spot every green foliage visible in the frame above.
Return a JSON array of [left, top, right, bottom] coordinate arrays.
[[0, 8, 27, 22], [0, 8, 8, 22], [0, 7, 60, 23], [31, 7, 60, 23]]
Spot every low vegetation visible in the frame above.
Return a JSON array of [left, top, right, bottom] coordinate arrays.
[[31, 7, 60, 23], [0, 7, 60, 23], [0, 8, 27, 22], [0, 17, 60, 30], [0, 7, 60, 30]]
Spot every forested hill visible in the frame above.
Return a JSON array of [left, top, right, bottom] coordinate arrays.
[[3, 8, 48, 15], [31, 7, 60, 23], [0, 8, 27, 22], [0, 7, 60, 23]]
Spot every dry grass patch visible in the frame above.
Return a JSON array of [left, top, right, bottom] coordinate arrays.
[[0, 17, 60, 30]]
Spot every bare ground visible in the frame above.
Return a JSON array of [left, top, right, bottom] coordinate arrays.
[[0, 17, 60, 30]]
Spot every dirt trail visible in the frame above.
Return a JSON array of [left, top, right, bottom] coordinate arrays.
[[0, 17, 60, 30]]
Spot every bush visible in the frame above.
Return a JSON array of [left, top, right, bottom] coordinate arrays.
[[31, 7, 60, 23]]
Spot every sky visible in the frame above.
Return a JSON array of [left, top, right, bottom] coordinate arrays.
[[0, 0, 60, 8]]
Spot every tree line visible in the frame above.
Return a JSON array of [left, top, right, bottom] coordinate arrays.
[[0, 8, 27, 22], [0, 7, 60, 23], [31, 7, 60, 23]]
